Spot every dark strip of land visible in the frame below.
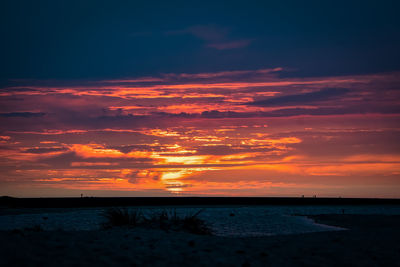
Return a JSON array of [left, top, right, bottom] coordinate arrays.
[[1, 214, 400, 266], [1, 196, 399, 208]]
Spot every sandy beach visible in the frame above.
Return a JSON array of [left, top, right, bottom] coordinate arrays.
[[1, 214, 399, 266]]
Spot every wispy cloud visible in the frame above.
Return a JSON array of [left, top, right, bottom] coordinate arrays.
[[248, 88, 350, 107], [167, 24, 253, 50], [207, 39, 252, 50]]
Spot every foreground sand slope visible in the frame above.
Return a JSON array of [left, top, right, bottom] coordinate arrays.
[[1, 215, 399, 266]]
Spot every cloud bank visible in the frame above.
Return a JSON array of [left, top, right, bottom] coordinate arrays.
[[1, 69, 400, 197]]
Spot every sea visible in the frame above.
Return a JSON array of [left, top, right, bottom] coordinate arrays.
[[1, 205, 399, 237]]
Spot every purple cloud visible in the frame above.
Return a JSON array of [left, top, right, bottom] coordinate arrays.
[[168, 25, 253, 50]]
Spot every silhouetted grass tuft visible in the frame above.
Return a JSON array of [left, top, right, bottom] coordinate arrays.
[[101, 208, 212, 235], [101, 208, 142, 229], [182, 210, 212, 235]]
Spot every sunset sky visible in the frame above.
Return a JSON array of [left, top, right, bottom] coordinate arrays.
[[1, 1, 400, 197]]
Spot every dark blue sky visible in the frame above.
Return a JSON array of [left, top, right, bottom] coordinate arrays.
[[1, 0, 399, 80]]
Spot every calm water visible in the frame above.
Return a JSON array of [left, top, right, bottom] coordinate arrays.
[[1, 205, 399, 237]]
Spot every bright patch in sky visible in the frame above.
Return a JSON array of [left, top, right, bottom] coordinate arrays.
[[1, 69, 400, 197]]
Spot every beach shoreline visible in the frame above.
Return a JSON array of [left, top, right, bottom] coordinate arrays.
[[1, 214, 399, 266], [2, 196, 400, 209]]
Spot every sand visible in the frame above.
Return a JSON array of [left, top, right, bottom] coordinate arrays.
[[1, 214, 399, 266]]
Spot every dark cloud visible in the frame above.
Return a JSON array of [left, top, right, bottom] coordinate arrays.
[[290, 129, 400, 158], [207, 40, 252, 50], [24, 147, 67, 154], [259, 104, 400, 117], [0, 112, 46, 117], [147, 102, 400, 120], [248, 88, 350, 107], [110, 145, 155, 154], [167, 25, 252, 50], [36, 151, 155, 170], [168, 25, 229, 42], [128, 170, 162, 184], [195, 145, 276, 156]]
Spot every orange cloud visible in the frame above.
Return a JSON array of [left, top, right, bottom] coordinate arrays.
[[70, 144, 153, 159], [1, 70, 400, 197]]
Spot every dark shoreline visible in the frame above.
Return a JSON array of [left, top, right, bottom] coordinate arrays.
[[1, 196, 400, 208], [1, 214, 400, 266]]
